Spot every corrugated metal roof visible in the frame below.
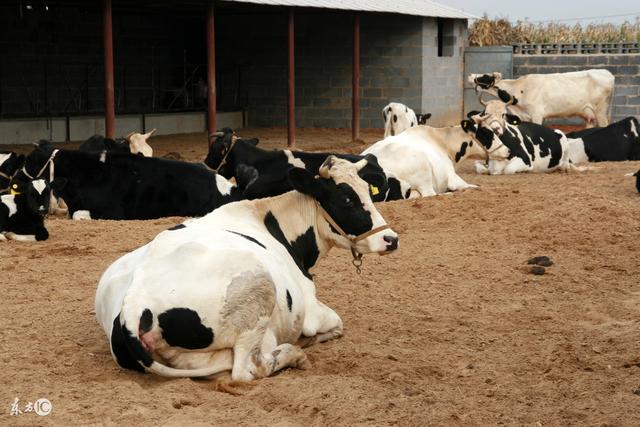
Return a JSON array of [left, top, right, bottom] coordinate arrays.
[[221, 0, 475, 19]]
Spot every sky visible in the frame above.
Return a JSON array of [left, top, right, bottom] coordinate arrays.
[[439, 0, 640, 24]]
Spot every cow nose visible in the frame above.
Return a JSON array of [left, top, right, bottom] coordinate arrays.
[[383, 235, 398, 251]]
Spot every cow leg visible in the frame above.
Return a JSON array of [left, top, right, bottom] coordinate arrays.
[[447, 173, 478, 191], [4, 232, 36, 242], [474, 161, 490, 175], [298, 300, 343, 348], [594, 107, 609, 127], [0, 233, 7, 241], [502, 158, 530, 174], [231, 325, 309, 381], [72, 210, 92, 220]]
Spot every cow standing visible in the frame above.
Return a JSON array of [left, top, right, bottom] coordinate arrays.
[[382, 102, 431, 138], [16, 141, 242, 220], [95, 156, 399, 379], [468, 69, 614, 127]]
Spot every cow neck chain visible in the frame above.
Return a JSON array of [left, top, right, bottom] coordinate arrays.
[[316, 204, 392, 274], [214, 138, 237, 173], [22, 149, 59, 182]]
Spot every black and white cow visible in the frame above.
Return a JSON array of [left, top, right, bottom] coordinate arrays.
[[15, 141, 242, 220], [95, 156, 399, 379], [0, 152, 25, 194], [205, 128, 409, 202], [78, 129, 155, 157], [565, 117, 640, 163], [465, 100, 571, 174], [382, 102, 431, 138], [1, 178, 52, 241]]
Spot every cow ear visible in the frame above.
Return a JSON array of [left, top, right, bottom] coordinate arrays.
[[461, 119, 475, 133], [288, 167, 323, 199], [505, 114, 521, 125], [50, 177, 68, 192], [243, 138, 259, 146], [467, 110, 481, 119]]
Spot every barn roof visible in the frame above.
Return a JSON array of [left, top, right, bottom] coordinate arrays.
[[221, 0, 474, 19]]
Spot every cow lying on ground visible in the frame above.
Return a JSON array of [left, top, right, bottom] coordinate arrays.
[[95, 156, 399, 379], [79, 129, 155, 157], [1, 178, 53, 241], [15, 141, 242, 220], [382, 102, 431, 137], [465, 100, 572, 174], [468, 69, 614, 127], [361, 122, 504, 197], [0, 152, 25, 193], [205, 128, 409, 201], [565, 117, 640, 163]]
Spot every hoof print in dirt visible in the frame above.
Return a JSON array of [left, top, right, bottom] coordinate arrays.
[[527, 255, 553, 267], [530, 266, 546, 275]]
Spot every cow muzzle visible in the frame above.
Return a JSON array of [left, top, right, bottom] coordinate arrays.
[[489, 121, 504, 136]]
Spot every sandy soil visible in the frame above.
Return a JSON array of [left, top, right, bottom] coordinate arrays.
[[2, 128, 640, 426]]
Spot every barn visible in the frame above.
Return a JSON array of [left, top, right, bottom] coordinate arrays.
[[0, 0, 471, 145]]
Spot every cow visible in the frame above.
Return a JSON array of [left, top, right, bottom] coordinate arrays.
[[79, 129, 155, 157], [14, 141, 242, 220], [95, 156, 399, 380], [0, 152, 25, 194], [1, 178, 53, 242], [205, 128, 409, 202], [361, 122, 505, 197], [565, 117, 640, 163], [382, 102, 431, 137], [468, 69, 614, 127], [464, 100, 572, 174]]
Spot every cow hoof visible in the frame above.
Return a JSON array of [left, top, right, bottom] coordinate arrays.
[[530, 266, 546, 275]]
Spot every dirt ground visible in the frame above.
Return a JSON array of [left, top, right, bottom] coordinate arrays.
[[2, 128, 640, 426]]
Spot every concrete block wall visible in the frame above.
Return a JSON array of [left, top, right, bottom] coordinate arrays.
[[513, 54, 640, 121], [421, 18, 467, 126]]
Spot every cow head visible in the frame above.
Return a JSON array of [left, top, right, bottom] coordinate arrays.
[[416, 113, 432, 125], [288, 155, 398, 254], [468, 72, 502, 90], [126, 129, 155, 157], [460, 116, 511, 161], [205, 128, 259, 178], [10, 178, 51, 215], [472, 96, 522, 137]]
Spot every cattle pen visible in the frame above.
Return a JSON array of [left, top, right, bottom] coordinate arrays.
[[2, 0, 640, 426]]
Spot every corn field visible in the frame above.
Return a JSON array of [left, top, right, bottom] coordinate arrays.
[[469, 16, 640, 46]]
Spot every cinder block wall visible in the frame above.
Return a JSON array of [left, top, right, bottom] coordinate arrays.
[[421, 18, 467, 126], [513, 55, 640, 121]]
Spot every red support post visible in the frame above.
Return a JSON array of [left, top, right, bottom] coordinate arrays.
[[287, 9, 295, 148], [103, 0, 115, 139], [352, 13, 361, 141], [206, 2, 217, 146]]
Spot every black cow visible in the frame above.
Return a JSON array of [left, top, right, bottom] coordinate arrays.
[[1, 178, 52, 241], [565, 117, 640, 162], [79, 135, 130, 153], [204, 128, 406, 201], [14, 141, 243, 220], [0, 152, 25, 194]]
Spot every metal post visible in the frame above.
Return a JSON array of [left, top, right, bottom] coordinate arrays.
[[287, 9, 295, 147], [206, 2, 217, 145], [352, 13, 360, 141], [103, 0, 115, 139]]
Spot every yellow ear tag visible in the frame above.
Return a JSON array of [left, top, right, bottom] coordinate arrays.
[[370, 185, 379, 196], [10, 184, 21, 196]]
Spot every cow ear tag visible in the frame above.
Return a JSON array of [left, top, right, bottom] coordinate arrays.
[[10, 184, 21, 196], [370, 185, 379, 196]]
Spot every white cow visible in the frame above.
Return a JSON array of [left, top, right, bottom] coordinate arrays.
[[382, 102, 431, 138], [362, 123, 505, 197], [95, 156, 398, 380], [468, 69, 614, 127]]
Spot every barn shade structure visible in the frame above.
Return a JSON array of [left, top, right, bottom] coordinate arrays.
[[0, 0, 471, 146]]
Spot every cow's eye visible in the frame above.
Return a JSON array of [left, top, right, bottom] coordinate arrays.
[[345, 197, 351, 204]]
